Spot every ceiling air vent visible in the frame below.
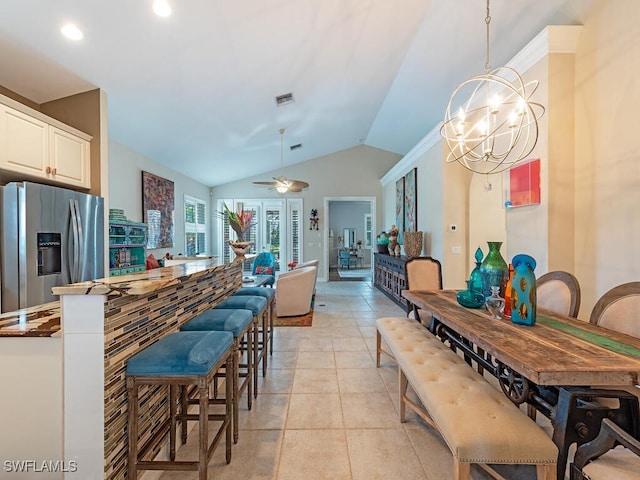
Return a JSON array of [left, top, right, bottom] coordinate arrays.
[[289, 143, 302, 151], [275, 92, 295, 106]]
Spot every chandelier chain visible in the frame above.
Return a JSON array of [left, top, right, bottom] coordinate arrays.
[[485, 0, 491, 71]]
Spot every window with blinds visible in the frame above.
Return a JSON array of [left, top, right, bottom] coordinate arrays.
[[218, 199, 303, 270], [184, 195, 207, 256]]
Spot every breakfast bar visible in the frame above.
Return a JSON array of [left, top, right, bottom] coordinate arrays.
[[0, 257, 247, 480]]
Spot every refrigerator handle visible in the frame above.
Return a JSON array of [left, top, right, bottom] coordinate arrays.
[[68, 200, 81, 283], [73, 200, 84, 282]]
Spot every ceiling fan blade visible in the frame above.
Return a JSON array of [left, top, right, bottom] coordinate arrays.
[[253, 181, 277, 186], [289, 180, 309, 189]]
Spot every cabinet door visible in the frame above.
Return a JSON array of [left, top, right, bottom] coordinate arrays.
[[49, 126, 90, 189], [0, 105, 49, 179]]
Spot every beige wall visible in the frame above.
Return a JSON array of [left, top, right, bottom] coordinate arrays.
[[212, 144, 400, 279], [382, 0, 640, 320], [574, 0, 640, 318], [108, 140, 212, 259]]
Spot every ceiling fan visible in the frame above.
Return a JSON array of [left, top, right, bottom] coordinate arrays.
[[253, 128, 309, 194]]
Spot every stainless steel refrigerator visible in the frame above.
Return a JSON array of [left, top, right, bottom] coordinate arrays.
[[0, 181, 104, 312]]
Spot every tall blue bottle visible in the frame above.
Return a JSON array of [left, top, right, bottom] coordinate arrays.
[[510, 254, 537, 326]]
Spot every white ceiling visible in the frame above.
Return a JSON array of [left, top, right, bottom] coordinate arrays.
[[0, 0, 596, 187]]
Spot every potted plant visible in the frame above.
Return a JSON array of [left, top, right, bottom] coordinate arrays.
[[220, 202, 254, 256]]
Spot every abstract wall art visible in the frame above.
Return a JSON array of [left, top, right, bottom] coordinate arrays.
[[404, 167, 417, 233], [142, 171, 175, 248]]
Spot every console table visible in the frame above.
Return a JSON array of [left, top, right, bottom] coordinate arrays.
[[373, 253, 408, 309]]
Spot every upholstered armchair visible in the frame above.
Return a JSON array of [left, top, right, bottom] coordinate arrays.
[[251, 252, 276, 287], [275, 266, 316, 317], [295, 259, 319, 294]]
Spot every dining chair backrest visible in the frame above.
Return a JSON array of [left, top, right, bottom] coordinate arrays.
[[252, 252, 275, 272], [404, 257, 442, 291], [536, 271, 581, 318], [589, 281, 640, 338], [571, 417, 640, 480], [404, 256, 442, 318]]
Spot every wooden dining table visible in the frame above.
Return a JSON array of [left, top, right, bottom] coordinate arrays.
[[402, 289, 640, 478]]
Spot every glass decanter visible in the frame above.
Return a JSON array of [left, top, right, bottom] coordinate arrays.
[[485, 286, 505, 319]]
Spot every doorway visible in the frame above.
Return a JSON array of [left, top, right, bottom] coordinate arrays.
[[323, 196, 376, 282]]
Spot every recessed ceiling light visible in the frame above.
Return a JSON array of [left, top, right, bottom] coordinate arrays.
[[153, 0, 172, 17], [61, 23, 83, 41]]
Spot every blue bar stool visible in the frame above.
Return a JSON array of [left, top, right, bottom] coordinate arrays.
[[234, 287, 276, 369], [214, 295, 267, 398], [126, 330, 234, 480], [181, 308, 253, 443]]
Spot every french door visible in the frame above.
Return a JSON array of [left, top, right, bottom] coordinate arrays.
[[217, 198, 303, 273]]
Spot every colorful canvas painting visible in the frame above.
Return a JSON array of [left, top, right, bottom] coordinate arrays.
[[395, 177, 405, 244], [507, 159, 540, 207], [404, 167, 417, 233], [142, 171, 175, 248]]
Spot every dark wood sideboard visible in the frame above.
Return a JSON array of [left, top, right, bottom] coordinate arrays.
[[373, 253, 409, 309]]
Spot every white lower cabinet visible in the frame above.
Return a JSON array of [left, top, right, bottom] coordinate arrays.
[[0, 101, 91, 189]]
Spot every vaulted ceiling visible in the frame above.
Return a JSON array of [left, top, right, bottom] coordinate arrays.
[[0, 0, 595, 186]]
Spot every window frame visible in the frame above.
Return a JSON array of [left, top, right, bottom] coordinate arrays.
[[184, 194, 207, 256]]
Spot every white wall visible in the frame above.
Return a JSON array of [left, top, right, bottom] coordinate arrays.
[[108, 140, 212, 258]]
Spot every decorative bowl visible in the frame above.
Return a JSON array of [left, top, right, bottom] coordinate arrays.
[[456, 289, 485, 309], [228, 240, 253, 257]]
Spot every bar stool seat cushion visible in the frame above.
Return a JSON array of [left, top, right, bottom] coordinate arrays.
[[181, 309, 253, 336], [126, 331, 233, 377], [216, 296, 267, 315], [234, 287, 275, 300]]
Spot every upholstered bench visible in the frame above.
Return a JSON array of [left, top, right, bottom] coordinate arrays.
[[234, 286, 276, 363], [376, 317, 558, 480], [215, 295, 268, 397], [126, 330, 234, 480], [181, 308, 254, 443]]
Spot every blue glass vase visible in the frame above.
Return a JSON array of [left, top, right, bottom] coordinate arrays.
[[469, 247, 484, 294], [479, 241, 508, 298], [510, 254, 537, 326]]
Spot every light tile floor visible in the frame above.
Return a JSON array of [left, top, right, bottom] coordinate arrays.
[[158, 280, 542, 480]]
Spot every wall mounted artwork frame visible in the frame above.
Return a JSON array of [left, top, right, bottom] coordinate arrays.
[[505, 159, 540, 208], [404, 167, 417, 233], [142, 171, 175, 249], [395, 177, 405, 244]]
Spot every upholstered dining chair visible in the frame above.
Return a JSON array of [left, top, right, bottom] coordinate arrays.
[[536, 270, 582, 318], [404, 256, 443, 318], [339, 250, 355, 269], [570, 418, 640, 480], [589, 281, 640, 338], [251, 252, 276, 287]]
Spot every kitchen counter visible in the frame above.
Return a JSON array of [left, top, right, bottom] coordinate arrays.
[[0, 255, 253, 338], [52, 256, 234, 296], [0, 301, 61, 337]]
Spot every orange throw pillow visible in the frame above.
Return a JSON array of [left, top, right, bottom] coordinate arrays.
[[146, 254, 160, 270]]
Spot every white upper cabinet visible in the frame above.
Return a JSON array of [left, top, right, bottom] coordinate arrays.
[[0, 97, 91, 189]]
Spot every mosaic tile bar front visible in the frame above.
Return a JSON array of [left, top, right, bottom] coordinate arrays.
[[100, 261, 241, 480]]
